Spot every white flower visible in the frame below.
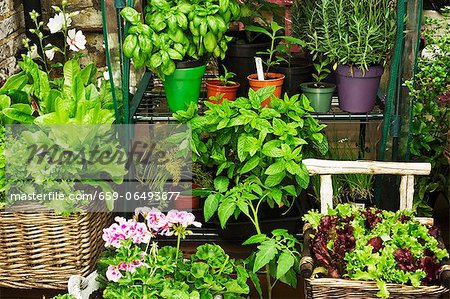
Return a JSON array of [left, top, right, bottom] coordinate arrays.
[[47, 12, 72, 34], [45, 44, 56, 61], [67, 29, 86, 52], [27, 44, 39, 59], [103, 70, 110, 81]]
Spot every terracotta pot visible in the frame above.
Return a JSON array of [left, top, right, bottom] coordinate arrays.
[[247, 73, 285, 107], [174, 193, 199, 210], [205, 80, 241, 103]]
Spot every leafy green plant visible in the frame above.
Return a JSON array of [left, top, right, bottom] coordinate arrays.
[[98, 209, 250, 298], [51, 295, 76, 299], [304, 204, 449, 298], [312, 57, 331, 84], [120, 0, 240, 79], [406, 9, 450, 216], [174, 86, 329, 298], [216, 65, 237, 86], [292, 0, 397, 71], [246, 22, 305, 75]]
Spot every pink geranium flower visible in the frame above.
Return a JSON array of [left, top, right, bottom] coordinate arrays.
[[106, 266, 122, 282]]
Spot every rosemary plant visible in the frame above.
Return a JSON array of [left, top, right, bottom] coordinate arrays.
[[292, 0, 397, 71]]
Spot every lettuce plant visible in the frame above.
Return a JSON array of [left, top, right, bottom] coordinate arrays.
[[304, 204, 449, 298]]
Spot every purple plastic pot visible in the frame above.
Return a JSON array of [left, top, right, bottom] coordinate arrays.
[[335, 65, 384, 113]]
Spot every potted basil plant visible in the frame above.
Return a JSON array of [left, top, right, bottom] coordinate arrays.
[[246, 22, 305, 106], [120, 0, 240, 112], [300, 57, 336, 113], [292, 0, 396, 113]]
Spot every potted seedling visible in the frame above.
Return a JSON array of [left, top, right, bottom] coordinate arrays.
[[300, 57, 336, 113], [206, 66, 241, 103], [246, 22, 305, 106], [293, 0, 396, 113], [221, 0, 285, 97], [120, 0, 240, 112], [272, 41, 312, 96]]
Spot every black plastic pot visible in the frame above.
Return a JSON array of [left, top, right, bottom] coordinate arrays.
[[272, 61, 312, 96], [221, 31, 271, 97]]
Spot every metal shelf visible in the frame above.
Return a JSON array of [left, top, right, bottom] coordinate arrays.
[[134, 89, 385, 123]]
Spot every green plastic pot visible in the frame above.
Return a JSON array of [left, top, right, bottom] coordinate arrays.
[[300, 82, 336, 113], [163, 62, 206, 113]]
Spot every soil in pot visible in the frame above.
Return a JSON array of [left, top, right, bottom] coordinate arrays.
[[205, 80, 240, 103], [163, 60, 206, 113], [247, 73, 285, 107], [335, 65, 384, 113], [300, 82, 336, 113], [272, 60, 312, 96], [220, 31, 272, 97]]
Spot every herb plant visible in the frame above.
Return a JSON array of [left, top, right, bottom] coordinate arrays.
[[292, 0, 397, 71], [216, 66, 237, 86], [120, 0, 240, 78], [246, 22, 305, 75], [312, 57, 331, 84], [406, 10, 450, 216], [98, 208, 250, 298], [304, 204, 449, 298], [175, 87, 329, 298]]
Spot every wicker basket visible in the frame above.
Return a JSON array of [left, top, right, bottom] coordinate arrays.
[[300, 159, 450, 299], [0, 206, 112, 289], [301, 222, 450, 299]]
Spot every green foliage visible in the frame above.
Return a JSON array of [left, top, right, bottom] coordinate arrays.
[[406, 11, 450, 216], [216, 65, 236, 86], [174, 87, 328, 297], [305, 204, 449, 298], [0, 58, 124, 213], [121, 0, 240, 78], [99, 243, 250, 299], [292, 0, 397, 71], [312, 56, 331, 83], [246, 22, 305, 74]]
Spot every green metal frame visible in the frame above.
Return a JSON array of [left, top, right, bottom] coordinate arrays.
[[378, 0, 423, 161], [101, 0, 152, 125]]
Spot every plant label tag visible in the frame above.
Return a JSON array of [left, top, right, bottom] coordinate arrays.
[[255, 57, 265, 81]]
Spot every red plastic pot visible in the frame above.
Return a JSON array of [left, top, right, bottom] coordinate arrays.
[[247, 73, 285, 107], [205, 80, 240, 103]]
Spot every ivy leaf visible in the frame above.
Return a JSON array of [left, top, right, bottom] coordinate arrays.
[[214, 176, 229, 192], [204, 194, 219, 221], [276, 251, 295, 279], [254, 239, 278, 272], [218, 200, 236, 228]]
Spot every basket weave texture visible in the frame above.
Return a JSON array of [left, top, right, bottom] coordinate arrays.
[[0, 208, 112, 289], [305, 277, 449, 299]]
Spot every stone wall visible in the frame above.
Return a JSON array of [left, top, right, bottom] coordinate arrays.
[[0, 1, 26, 80], [41, 0, 105, 67]]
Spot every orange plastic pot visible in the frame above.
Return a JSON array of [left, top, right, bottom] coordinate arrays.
[[247, 73, 285, 107], [205, 80, 241, 103]]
